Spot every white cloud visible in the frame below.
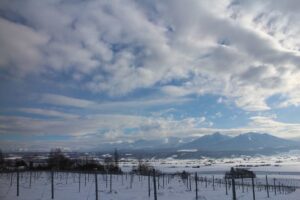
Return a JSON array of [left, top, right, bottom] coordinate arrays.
[[38, 93, 190, 110], [1, 0, 300, 110], [217, 97, 224, 104], [1, 0, 300, 151], [0, 17, 48, 75], [277, 90, 300, 108], [18, 108, 79, 119], [1, 111, 300, 150], [0, 113, 213, 145], [248, 116, 300, 138]]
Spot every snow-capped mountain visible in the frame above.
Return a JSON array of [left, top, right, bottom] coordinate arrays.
[[178, 132, 298, 152]]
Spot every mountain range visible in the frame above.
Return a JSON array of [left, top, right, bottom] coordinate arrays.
[[98, 132, 300, 158], [180, 132, 299, 151]]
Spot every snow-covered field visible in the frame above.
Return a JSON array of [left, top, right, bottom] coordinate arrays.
[[2, 151, 300, 199], [0, 170, 299, 200], [120, 150, 300, 178]]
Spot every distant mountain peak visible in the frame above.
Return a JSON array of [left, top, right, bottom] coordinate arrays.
[[94, 132, 298, 156], [180, 132, 231, 149], [209, 132, 231, 139], [211, 132, 223, 136], [179, 132, 298, 152]]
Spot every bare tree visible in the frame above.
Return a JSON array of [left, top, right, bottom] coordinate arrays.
[[47, 148, 73, 170]]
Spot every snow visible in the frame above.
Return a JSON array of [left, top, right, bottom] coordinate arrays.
[[118, 151, 300, 175], [2, 152, 300, 199], [177, 149, 198, 152], [1, 170, 299, 200]]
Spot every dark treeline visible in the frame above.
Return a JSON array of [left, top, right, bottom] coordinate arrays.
[[0, 148, 122, 173]]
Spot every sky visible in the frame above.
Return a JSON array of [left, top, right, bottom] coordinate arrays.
[[1, 0, 300, 151]]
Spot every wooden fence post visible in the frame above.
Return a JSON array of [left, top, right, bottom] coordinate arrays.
[[110, 173, 112, 193], [195, 173, 198, 200], [225, 179, 228, 195], [163, 174, 165, 189], [189, 174, 192, 191], [251, 177, 256, 200], [130, 174, 133, 189], [158, 175, 160, 190], [148, 172, 151, 197], [274, 178, 276, 195], [266, 175, 269, 198], [17, 169, 19, 197], [95, 173, 98, 200], [153, 169, 157, 200], [278, 182, 281, 194], [232, 178, 236, 200], [29, 171, 32, 188], [106, 172, 108, 188], [79, 172, 81, 192], [51, 170, 54, 199], [10, 172, 13, 186]]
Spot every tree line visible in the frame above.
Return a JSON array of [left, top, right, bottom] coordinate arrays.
[[0, 148, 122, 173]]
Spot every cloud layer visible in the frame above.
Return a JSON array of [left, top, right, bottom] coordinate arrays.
[[1, 0, 300, 110], [1, 0, 300, 150]]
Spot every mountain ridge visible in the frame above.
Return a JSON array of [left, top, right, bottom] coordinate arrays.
[[183, 132, 298, 151], [99, 132, 299, 153]]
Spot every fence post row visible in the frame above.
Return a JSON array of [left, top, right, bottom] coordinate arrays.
[[2, 168, 297, 200]]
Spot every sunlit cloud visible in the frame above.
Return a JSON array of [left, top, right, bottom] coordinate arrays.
[[1, 0, 300, 150]]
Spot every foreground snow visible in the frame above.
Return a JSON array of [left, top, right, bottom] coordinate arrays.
[[0, 171, 299, 200]]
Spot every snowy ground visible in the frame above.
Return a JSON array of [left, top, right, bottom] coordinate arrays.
[[120, 150, 300, 180], [2, 151, 300, 199], [0, 170, 299, 200]]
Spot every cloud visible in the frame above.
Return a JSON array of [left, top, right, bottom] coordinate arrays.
[[1, 111, 299, 150], [18, 108, 79, 119], [277, 90, 300, 108], [1, 0, 300, 150], [0, 114, 145, 137], [0, 17, 48, 75], [39, 93, 190, 110], [248, 116, 300, 138], [0, 113, 212, 141], [1, 0, 300, 110]]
